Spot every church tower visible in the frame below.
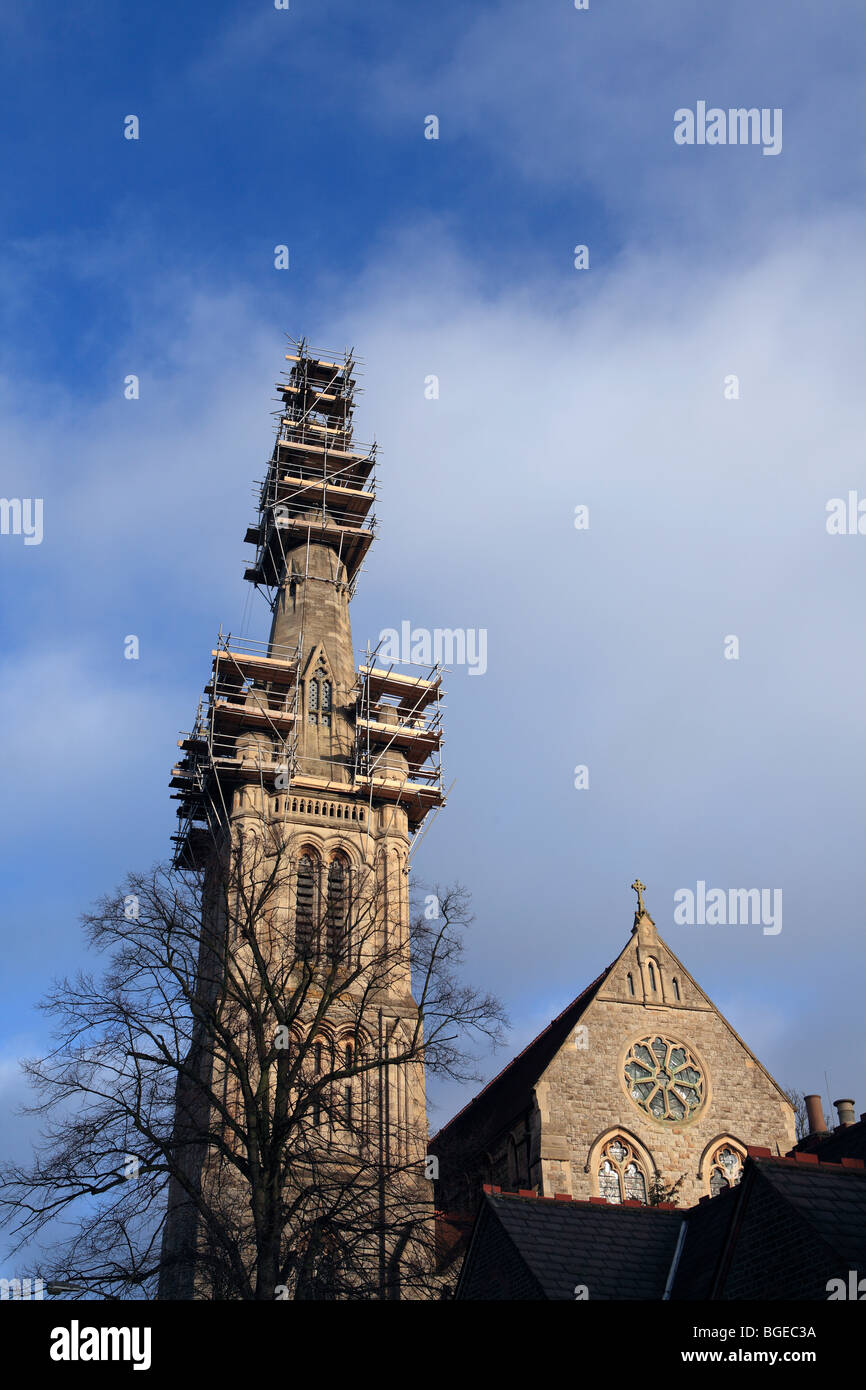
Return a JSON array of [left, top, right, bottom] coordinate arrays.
[[162, 341, 446, 1297]]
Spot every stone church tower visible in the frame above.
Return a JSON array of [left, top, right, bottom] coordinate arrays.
[[432, 883, 796, 1217], [160, 341, 445, 1297]]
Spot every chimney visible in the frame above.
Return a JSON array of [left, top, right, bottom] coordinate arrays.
[[804, 1095, 827, 1136], [834, 1098, 856, 1128]]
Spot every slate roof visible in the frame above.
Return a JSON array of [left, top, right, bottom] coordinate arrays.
[[429, 965, 614, 1154], [669, 1152, 866, 1300], [457, 1191, 683, 1301], [667, 1179, 741, 1301], [456, 1155, 866, 1300], [751, 1153, 866, 1270]]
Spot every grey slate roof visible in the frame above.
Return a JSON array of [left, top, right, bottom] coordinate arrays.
[[458, 1192, 683, 1301], [755, 1155, 866, 1270], [456, 1157, 866, 1300]]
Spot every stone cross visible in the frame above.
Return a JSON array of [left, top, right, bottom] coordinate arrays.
[[631, 879, 647, 915]]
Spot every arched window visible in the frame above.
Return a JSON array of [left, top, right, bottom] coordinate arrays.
[[672, 977, 681, 1001], [306, 657, 333, 728], [325, 857, 349, 962], [296, 853, 319, 956], [648, 962, 657, 993], [597, 1137, 648, 1205], [627, 972, 635, 997], [708, 1143, 744, 1197]]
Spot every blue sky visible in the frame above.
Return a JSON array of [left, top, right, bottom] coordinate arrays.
[[2, 0, 866, 1223]]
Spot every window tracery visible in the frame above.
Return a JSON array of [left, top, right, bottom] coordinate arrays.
[[597, 1137, 648, 1204], [306, 655, 333, 728], [708, 1142, 744, 1197], [624, 1036, 705, 1121]]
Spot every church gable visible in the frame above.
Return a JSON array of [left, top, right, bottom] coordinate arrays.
[[595, 930, 707, 1013], [533, 902, 796, 1206], [592, 917, 791, 1109], [432, 886, 796, 1219]]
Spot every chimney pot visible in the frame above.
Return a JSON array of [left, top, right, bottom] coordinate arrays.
[[834, 1098, 856, 1128], [804, 1094, 827, 1136]]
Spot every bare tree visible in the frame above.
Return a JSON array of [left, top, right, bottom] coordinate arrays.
[[783, 1085, 829, 1142], [0, 823, 505, 1300], [784, 1088, 810, 1142]]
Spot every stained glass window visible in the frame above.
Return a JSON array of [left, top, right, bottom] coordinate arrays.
[[599, 1160, 620, 1203], [624, 1162, 647, 1202], [709, 1143, 743, 1197], [624, 1036, 704, 1122], [597, 1138, 649, 1204]]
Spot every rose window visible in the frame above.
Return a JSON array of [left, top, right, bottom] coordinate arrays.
[[624, 1036, 704, 1121]]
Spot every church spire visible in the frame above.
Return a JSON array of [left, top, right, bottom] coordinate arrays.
[[169, 337, 446, 866], [242, 343, 375, 781]]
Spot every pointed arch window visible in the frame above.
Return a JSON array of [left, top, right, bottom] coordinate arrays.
[[306, 656, 333, 728], [627, 972, 635, 997], [709, 1143, 744, 1197], [597, 1137, 648, 1205], [296, 853, 320, 957], [325, 856, 350, 963]]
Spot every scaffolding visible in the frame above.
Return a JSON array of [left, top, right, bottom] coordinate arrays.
[[170, 338, 446, 869], [353, 643, 445, 834], [170, 631, 302, 867], [244, 337, 377, 602]]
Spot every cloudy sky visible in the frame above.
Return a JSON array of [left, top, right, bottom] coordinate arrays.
[[1, 0, 865, 1217]]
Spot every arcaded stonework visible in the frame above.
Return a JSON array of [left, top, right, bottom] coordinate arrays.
[[432, 904, 796, 1217]]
